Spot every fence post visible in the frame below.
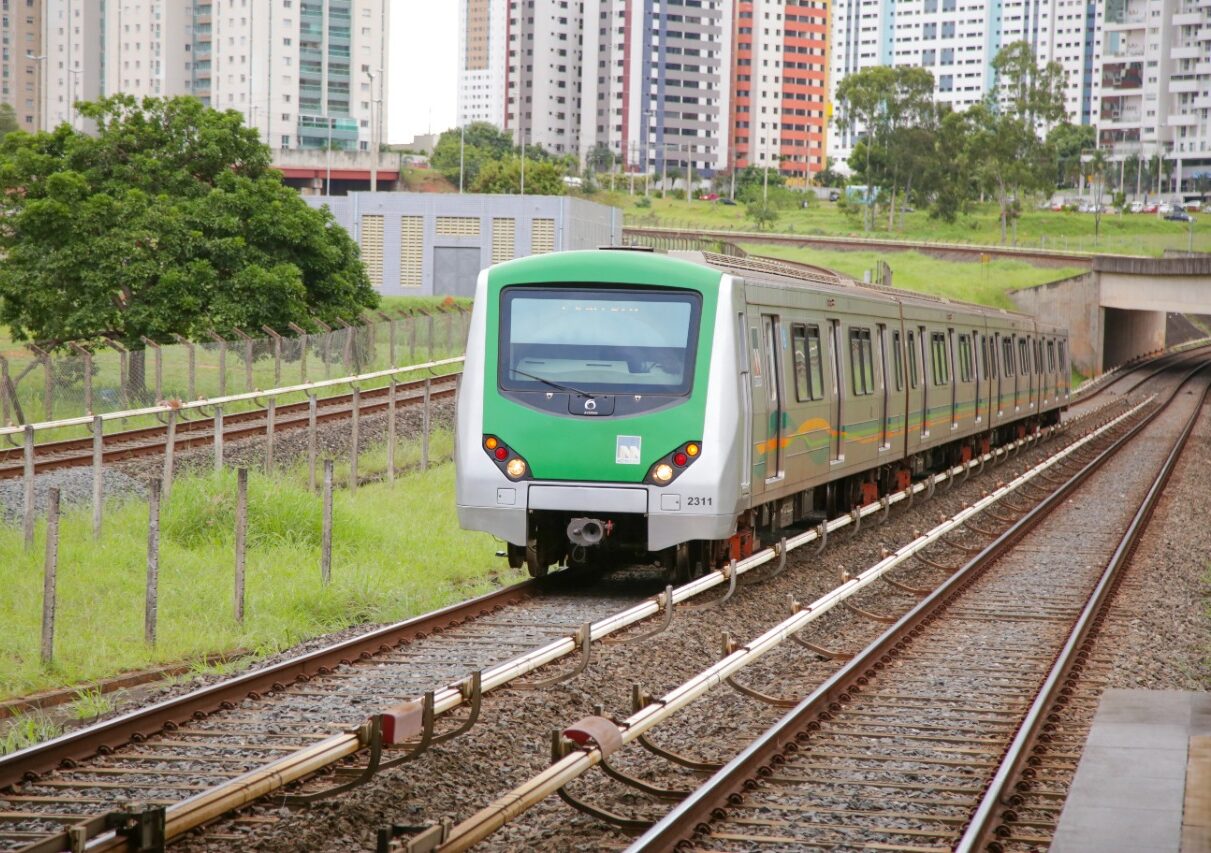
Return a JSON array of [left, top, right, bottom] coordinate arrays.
[[307, 392, 318, 491], [445, 312, 453, 356], [407, 311, 417, 363], [427, 313, 435, 361], [234, 468, 247, 624], [380, 312, 397, 367], [0, 354, 9, 424], [162, 408, 177, 501], [173, 334, 196, 401], [70, 343, 94, 414], [145, 478, 160, 647], [265, 397, 276, 471], [386, 378, 397, 485], [140, 337, 163, 402], [207, 331, 228, 398], [92, 415, 103, 539], [213, 405, 224, 472], [41, 487, 60, 666], [233, 328, 254, 392], [421, 378, 431, 472], [349, 387, 360, 491], [321, 459, 333, 585], [288, 322, 309, 383], [23, 424, 35, 551]]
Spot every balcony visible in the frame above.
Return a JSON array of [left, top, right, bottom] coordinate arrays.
[[1169, 76, 1201, 92], [1171, 44, 1201, 58]]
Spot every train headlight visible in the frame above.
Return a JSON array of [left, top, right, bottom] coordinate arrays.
[[686, 443, 700, 457], [645, 441, 702, 486], [652, 463, 674, 484], [506, 458, 527, 479]]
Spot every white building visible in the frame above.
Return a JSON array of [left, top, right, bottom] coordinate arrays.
[[39, 0, 389, 152], [1092, 0, 1211, 195], [457, 0, 508, 128], [828, 0, 1097, 166]]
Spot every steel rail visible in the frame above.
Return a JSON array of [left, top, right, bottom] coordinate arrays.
[[626, 358, 1208, 851], [957, 372, 1211, 852], [0, 376, 459, 478], [424, 399, 1151, 853], [2, 401, 1123, 852]]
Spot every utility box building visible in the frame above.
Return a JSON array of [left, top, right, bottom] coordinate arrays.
[[306, 193, 623, 298]]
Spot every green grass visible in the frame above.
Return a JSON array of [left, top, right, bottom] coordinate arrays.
[[0, 433, 519, 700], [737, 243, 1083, 310], [607, 192, 1211, 257], [1, 712, 62, 755]]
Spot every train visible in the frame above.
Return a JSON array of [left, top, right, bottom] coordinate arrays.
[[455, 248, 1069, 580]]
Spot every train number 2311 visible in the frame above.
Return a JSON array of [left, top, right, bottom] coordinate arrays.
[[687, 496, 713, 507]]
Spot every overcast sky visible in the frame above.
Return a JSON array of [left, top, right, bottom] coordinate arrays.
[[390, 2, 459, 143]]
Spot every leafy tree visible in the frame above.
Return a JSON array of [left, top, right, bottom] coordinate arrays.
[[1088, 147, 1108, 242], [471, 157, 565, 195], [585, 143, 614, 175], [814, 157, 846, 189], [733, 164, 787, 205], [430, 121, 514, 187], [923, 109, 977, 223], [0, 95, 375, 353], [745, 201, 780, 231], [969, 42, 1069, 243], [0, 104, 18, 140], [1046, 122, 1095, 188]]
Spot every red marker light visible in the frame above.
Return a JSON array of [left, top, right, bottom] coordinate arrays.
[[494, 446, 508, 460], [673, 452, 688, 467]]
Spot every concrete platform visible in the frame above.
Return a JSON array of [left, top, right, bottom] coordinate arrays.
[[1052, 689, 1211, 853]]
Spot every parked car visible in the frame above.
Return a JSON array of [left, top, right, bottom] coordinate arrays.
[[1129, 200, 1145, 214], [1158, 202, 1174, 214], [828, 189, 840, 202], [1164, 209, 1192, 222], [718, 197, 737, 206], [1141, 202, 1159, 214]]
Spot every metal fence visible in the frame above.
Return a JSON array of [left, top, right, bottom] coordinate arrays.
[[0, 309, 471, 426]]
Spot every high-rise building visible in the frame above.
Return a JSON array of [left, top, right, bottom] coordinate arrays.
[[828, 0, 1098, 167], [37, 0, 388, 152], [458, 0, 508, 128], [2, 0, 45, 132], [732, 0, 829, 182], [1093, 0, 1210, 194]]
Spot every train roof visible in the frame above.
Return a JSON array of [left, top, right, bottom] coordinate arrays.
[[671, 250, 1048, 327]]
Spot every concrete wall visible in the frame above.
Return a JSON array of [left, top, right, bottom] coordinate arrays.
[[1102, 308, 1166, 368], [1009, 272, 1103, 375], [307, 193, 623, 297]]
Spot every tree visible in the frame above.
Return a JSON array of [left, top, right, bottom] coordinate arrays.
[[585, 142, 614, 175], [0, 95, 376, 353], [1088, 147, 1108, 243], [745, 201, 780, 231], [0, 104, 18, 140], [430, 121, 514, 187], [969, 42, 1069, 243], [471, 157, 565, 195], [1046, 122, 1095, 188]]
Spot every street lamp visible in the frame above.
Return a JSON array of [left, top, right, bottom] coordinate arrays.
[[365, 69, 381, 192], [26, 53, 45, 131]]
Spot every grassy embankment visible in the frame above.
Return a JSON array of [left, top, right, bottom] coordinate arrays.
[[607, 192, 1211, 257], [0, 427, 520, 710]]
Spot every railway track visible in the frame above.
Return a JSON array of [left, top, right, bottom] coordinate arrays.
[[0, 400, 1130, 853], [390, 359, 1202, 853], [0, 375, 459, 479], [623, 359, 1208, 851]]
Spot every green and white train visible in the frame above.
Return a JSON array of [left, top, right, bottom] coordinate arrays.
[[455, 249, 1068, 579]]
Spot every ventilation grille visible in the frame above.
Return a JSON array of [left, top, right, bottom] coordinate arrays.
[[436, 216, 481, 237], [360, 215, 384, 287], [531, 218, 556, 255], [491, 218, 516, 265], [400, 215, 423, 288]]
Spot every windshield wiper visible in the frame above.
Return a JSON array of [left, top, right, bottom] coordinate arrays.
[[508, 368, 594, 397]]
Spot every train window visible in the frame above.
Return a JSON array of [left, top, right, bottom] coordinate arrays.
[[849, 328, 874, 396], [1058, 340, 1067, 374], [1047, 340, 1056, 373], [958, 334, 973, 382], [891, 331, 904, 391], [930, 332, 949, 386], [1018, 338, 1030, 375], [989, 335, 999, 379], [1002, 337, 1015, 376], [907, 331, 919, 389], [1035, 340, 1043, 375], [791, 324, 825, 401]]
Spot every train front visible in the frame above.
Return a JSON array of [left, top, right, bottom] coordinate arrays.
[[456, 250, 744, 578]]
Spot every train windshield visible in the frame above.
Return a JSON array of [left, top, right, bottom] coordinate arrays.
[[499, 287, 702, 395]]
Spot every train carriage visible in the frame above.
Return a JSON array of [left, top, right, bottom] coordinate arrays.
[[456, 249, 1068, 579]]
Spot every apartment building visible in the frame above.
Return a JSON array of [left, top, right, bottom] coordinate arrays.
[[2, 0, 44, 131], [34, 0, 388, 152], [457, 0, 508, 127], [828, 0, 1097, 165], [1093, 0, 1211, 193], [732, 0, 829, 182]]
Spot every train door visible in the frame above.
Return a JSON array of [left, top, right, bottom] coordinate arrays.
[[877, 323, 890, 450], [918, 326, 929, 438], [739, 313, 753, 498], [829, 319, 844, 462], [761, 314, 785, 481], [947, 328, 958, 429], [904, 325, 924, 455], [1022, 336, 1035, 410], [974, 330, 984, 424], [990, 332, 1001, 420]]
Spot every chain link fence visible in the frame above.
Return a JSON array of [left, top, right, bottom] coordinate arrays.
[[0, 309, 471, 427]]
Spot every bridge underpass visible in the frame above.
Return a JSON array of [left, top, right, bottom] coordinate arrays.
[[1010, 255, 1211, 376]]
